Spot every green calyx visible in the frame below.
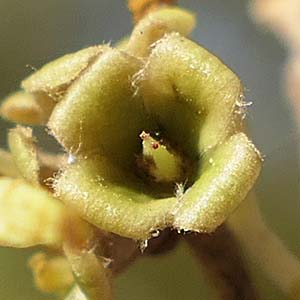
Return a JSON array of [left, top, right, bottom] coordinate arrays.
[[2, 7, 262, 241]]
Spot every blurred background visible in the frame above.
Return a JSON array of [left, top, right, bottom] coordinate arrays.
[[0, 0, 299, 299]]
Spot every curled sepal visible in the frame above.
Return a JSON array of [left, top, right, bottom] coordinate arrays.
[[54, 156, 174, 240], [55, 133, 261, 240], [22, 46, 109, 101], [173, 133, 262, 232], [138, 32, 243, 157], [0, 91, 55, 125], [0, 177, 65, 247], [8, 126, 40, 185], [29, 252, 74, 295], [126, 7, 196, 57], [49, 48, 151, 167], [64, 245, 113, 300]]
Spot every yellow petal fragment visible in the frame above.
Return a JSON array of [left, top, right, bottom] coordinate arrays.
[[54, 156, 175, 240], [0, 91, 55, 125], [0, 149, 19, 178], [126, 7, 196, 57], [0, 177, 65, 247], [8, 126, 40, 185], [65, 286, 88, 300], [22, 45, 109, 100], [49, 48, 151, 167], [139, 32, 243, 157], [114, 36, 129, 50], [64, 246, 113, 300], [60, 212, 94, 251], [29, 252, 74, 295], [128, 0, 176, 23], [38, 152, 66, 169], [173, 133, 262, 232]]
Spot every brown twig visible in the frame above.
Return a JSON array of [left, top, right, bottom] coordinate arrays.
[[185, 225, 258, 300], [95, 229, 180, 274], [145, 228, 179, 255]]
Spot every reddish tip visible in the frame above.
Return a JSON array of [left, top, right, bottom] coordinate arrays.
[[152, 143, 159, 150]]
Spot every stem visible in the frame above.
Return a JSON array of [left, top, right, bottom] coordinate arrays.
[[227, 193, 300, 296], [64, 243, 113, 300], [97, 229, 180, 273], [0, 149, 19, 178], [185, 225, 258, 300], [94, 232, 140, 275]]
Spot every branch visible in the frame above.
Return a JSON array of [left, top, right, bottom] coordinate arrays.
[[185, 225, 258, 300]]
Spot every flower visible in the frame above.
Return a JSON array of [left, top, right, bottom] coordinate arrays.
[[0, 4, 262, 243], [47, 12, 262, 240], [0, 3, 262, 300]]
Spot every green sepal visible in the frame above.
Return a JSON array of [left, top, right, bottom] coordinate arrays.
[[126, 7, 196, 57], [0, 91, 55, 125], [138, 33, 243, 158], [48, 48, 153, 167], [22, 46, 108, 100], [173, 133, 262, 232], [54, 156, 174, 240], [8, 126, 40, 186]]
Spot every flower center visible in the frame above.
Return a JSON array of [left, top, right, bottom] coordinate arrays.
[[137, 131, 185, 184]]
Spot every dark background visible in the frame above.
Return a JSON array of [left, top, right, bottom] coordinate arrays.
[[0, 1, 299, 299]]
